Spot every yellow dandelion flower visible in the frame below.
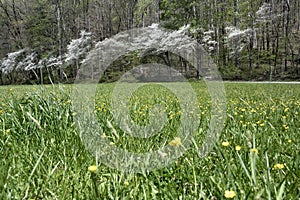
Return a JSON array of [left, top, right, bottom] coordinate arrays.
[[65, 100, 71, 104], [224, 190, 236, 198], [282, 124, 289, 130], [273, 163, 284, 170], [235, 145, 241, 151], [250, 148, 258, 155], [124, 181, 129, 186], [287, 139, 292, 143], [88, 165, 97, 172], [169, 137, 182, 147], [222, 141, 230, 147], [5, 129, 10, 134]]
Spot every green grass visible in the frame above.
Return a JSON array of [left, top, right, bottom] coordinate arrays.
[[0, 82, 299, 199]]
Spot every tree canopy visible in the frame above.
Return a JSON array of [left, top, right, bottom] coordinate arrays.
[[0, 0, 299, 84]]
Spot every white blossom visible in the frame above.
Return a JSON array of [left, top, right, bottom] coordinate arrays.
[[1, 49, 25, 74], [200, 30, 217, 54], [256, 3, 271, 22], [65, 30, 92, 65], [37, 56, 62, 69], [226, 26, 252, 40], [16, 52, 38, 71], [225, 26, 256, 57]]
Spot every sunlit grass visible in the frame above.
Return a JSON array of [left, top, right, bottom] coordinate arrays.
[[0, 82, 299, 199]]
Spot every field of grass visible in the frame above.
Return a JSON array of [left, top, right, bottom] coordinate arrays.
[[0, 82, 299, 199]]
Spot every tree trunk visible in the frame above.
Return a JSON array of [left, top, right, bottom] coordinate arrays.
[[56, 1, 63, 81], [284, 0, 290, 72], [234, 0, 240, 69]]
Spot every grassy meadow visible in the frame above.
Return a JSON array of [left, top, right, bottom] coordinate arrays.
[[0, 82, 299, 199]]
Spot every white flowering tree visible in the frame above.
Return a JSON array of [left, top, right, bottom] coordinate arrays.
[[0, 49, 26, 83], [65, 30, 93, 75], [0, 48, 66, 84], [225, 26, 256, 58], [256, 3, 272, 23], [16, 52, 40, 82], [35, 56, 63, 84], [200, 30, 218, 55], [1, 49, 25, 74], [82, 24, 216, 81]]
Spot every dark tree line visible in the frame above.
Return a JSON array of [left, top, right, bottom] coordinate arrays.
[[0, 0, 299, 84]]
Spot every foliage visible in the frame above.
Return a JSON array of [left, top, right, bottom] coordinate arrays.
[[0, 82, 299, 198], [65, 30, 93, 66], [0, 0, 300, 82]]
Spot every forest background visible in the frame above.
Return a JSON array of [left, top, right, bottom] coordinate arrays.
[[0, 0, 300, 84]]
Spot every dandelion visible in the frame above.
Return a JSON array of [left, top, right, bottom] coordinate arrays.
[[88, 165, 97, 173], [169, 137, 182, 147], [235, 145, 241, 151], [288, 139, 292, 143], [273, 163, 284, 170], [222, 141, 230, 147], [89, 166, 99, 197], [251, 109, 256, 113], [250, 148, 258, 155], [224, 190, 236, 198], [124, 181, 129, 186], [5, 129, 10, 134], [282, 124, 289, 130]]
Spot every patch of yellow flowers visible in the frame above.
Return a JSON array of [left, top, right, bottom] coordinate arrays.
[[169, 137, 182, 147], [88, 165, 97, 173], [224, 190, 236, 198], [273, 163, 284, 170]]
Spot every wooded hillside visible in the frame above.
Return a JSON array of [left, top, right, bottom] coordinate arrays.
[[0, 0, 300, 84]]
